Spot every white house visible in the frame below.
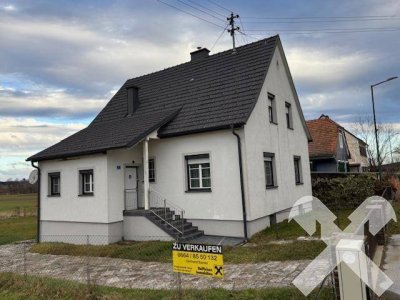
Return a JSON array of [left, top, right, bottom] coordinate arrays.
[[27, 35, 312, 244]]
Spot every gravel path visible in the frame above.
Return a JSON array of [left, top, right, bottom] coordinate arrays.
[[0, 243, 311, 290]]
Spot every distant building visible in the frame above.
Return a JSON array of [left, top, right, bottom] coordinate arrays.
[[345, 130, 369, 172], [306, 115, 368, 173]]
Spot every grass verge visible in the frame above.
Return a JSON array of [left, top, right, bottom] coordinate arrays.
[[0, 216, 36, 245], [0, 272, 332, 300], [31, 210, 357, 263]]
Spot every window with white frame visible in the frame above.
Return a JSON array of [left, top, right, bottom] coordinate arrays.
[[185, 154, 211, 191], [264, 152, 276, 188], [149, 158, 155, 182], [268, 93, 277, 124], [294, 156, 302, 184], [48, 172, 60, 196], [79, 169, 94, 195]]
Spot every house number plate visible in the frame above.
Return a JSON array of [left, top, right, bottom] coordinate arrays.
[[172, 242, 224, 278]]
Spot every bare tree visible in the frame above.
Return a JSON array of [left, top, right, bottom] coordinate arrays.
[[352, 115, 399, 166]]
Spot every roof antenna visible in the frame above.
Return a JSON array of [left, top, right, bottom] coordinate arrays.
[[227, 12, 239, 54]]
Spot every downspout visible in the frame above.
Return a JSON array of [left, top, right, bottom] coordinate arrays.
[[231, 125, 248, 242], [31, 161, 41, 243]]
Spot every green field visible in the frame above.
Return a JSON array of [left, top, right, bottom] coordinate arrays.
[[0, 193, 36, 214], [0, 194, 37, 244], [0, 273, 333, 300]]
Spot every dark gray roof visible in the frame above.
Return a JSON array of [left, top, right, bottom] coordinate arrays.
[[27, 109, 180, 161], [28, 36, 280, 161]]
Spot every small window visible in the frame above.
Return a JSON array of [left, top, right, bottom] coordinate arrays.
[[185, 154, 211, 191], [294, 156, 302, 184], [359, 145, 367, 157], [80, 169, 94, 195], [149, 158, 155, 182], [339, 132, 344, 148], [48, 172, 60, 196], [268, 93, 277, 124], [264, 152, 276, 188], [285, 102, 293, 129]]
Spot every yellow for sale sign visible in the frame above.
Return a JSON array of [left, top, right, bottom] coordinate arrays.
[[172, 242, 224, 278]]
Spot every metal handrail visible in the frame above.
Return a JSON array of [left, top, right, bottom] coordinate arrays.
[[149, 188, 185, 235]]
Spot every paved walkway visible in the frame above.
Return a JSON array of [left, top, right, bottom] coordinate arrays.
[[0, 243, 310, 290], [382, 234, 400, 297]]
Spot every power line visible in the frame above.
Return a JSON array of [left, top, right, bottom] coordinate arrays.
[[238, 17, 249, 44], [245, 26, 400, 32], [205, 0, 231, 13], [240, 15, 399, 20], [244, 28, 400, 35], [157, 0, 226, 29], [211, 24, 229, 50], [242, 17, 400, 24], [184, 0, 226, 18], [177, 0, 226, 22]]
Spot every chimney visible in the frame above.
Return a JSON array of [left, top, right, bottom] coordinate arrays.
[[126, 85, 139, 116], [190, 47, 210, 62]]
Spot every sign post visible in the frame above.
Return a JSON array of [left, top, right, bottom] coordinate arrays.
[[172, 242, 224, 278]]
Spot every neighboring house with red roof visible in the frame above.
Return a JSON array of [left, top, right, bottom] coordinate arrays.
[[306, 115, 369, 173], [306, 115, 351, 172]]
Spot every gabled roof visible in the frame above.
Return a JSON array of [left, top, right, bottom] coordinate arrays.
[[91, 35, 280, 136], [28, 35, 310, 162], [306, 115, 344, 159], [27, 109, 180, 161]]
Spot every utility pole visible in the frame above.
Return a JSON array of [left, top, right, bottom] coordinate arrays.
[[227, 12, 240, 52]]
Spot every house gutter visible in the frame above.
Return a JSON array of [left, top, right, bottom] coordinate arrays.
[[31, 161, 41, 243], [231, 126, 248, 242]]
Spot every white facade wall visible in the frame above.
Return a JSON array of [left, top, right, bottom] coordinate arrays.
[[39, 154, 109, 223], [243, 47, 312, 221], [106, 130, 244, 224]]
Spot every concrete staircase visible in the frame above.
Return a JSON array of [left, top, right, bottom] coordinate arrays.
[[124, 208, 204, 241]]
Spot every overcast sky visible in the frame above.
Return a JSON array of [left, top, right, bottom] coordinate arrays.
[[0, 0, 399, 180]]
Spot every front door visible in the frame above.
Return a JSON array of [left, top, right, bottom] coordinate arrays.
[[124, 166, 138, 210]]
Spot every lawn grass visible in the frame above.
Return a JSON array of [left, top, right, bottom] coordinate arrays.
[[0, 216, 37, 245], [0, 272, 333, 300], [0, 193, 36, 213], [387, 201, 400, 235]]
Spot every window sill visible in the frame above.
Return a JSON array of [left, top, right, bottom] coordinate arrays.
[[185, 189, 212, 193], [78, 193, 94, 197], [47, 194, 60, 197], [296, 182, 304, 185], [269, 121, 278, 125], [287, 127, 294, 130], [266, 186, 278, 190]]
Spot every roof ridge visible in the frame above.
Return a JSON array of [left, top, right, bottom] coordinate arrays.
[[126, 35, 279, 83]]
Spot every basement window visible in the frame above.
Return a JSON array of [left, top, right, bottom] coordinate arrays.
[[185, 154, 211, 192], [79, 169, 94, 195], [48, 172, 60, 196]]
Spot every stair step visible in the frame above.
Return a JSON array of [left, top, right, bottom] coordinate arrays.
[[179, 231, 204, 241]]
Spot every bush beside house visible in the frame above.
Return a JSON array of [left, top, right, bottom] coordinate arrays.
[[312, 175, 376, 210]]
